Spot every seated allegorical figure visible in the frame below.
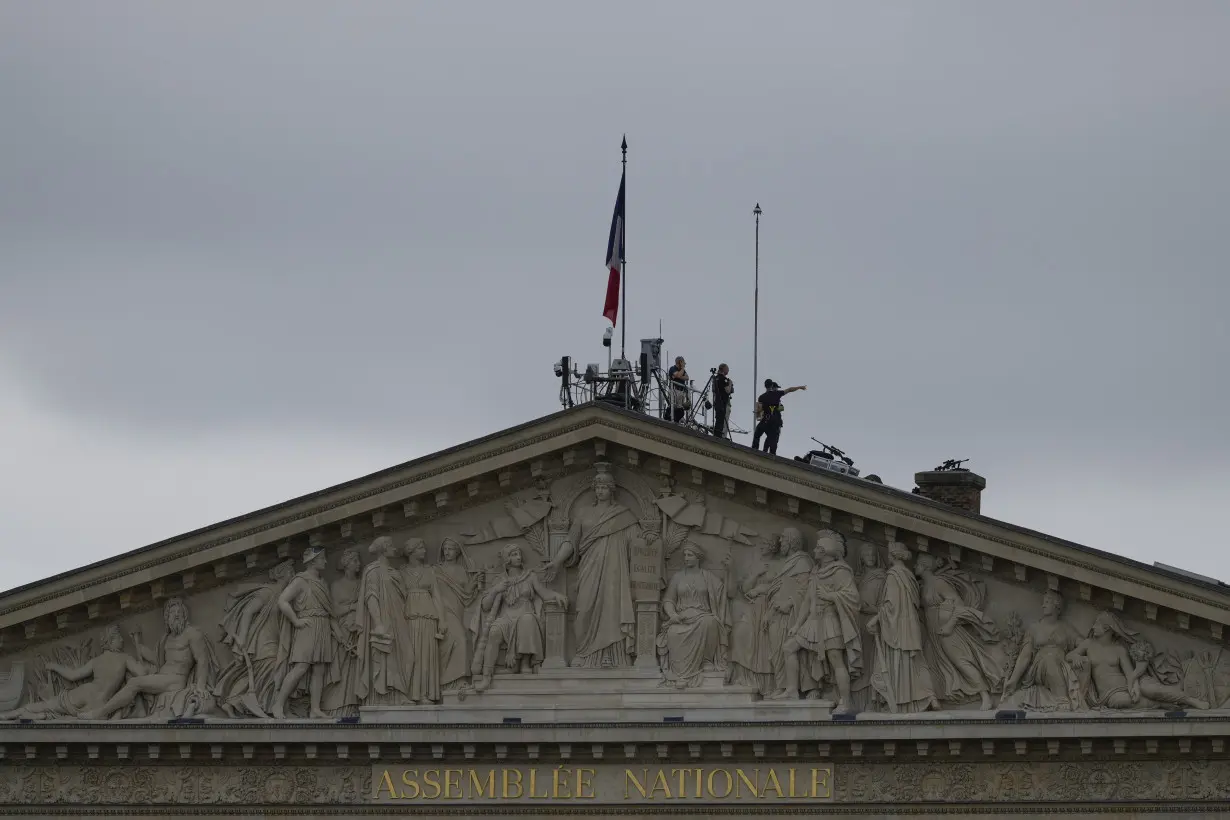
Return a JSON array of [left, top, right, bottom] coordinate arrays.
[[81, 597, 219, 720], [0, 625, 144, 721], [472, 543, 567, 692], [656, 543, 730, 689], [1000, 590, 1083, 711]]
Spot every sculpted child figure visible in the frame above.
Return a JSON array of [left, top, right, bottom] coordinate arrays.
[[0, 626, 143, 721]]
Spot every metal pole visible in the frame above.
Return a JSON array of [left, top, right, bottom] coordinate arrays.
[[752, 203, 761, 435], [620, 135, 628, 359]]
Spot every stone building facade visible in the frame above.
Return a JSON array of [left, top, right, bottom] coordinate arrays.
[[0, 403, 1227, 818]]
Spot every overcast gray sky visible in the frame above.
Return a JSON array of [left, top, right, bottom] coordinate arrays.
[[2, 1, 1227, 591]]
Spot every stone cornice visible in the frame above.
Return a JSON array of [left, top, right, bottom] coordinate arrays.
[[2, 403, 1228, 638], [2, 713, 1228, 747]]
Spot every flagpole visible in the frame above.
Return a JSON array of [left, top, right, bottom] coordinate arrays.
[[752, 203, 762, 434], [620, 135, 628, 359]]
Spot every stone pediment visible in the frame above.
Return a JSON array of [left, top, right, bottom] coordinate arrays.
[[1, 401, 1228, 723]]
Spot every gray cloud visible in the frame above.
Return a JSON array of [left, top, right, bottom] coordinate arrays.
[[2, 1, 1228, 585]]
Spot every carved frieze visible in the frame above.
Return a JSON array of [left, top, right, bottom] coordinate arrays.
[[1, 459, 1227, 722], [1, 759, 1229, 806]]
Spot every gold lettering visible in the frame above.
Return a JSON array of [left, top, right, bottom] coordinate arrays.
[[552, 767, 573, 798], [502, 768, 523, 799], [788, 767, 798, 798], [576, 768, 596, 799], [375, 770, 398, 800], [762, 769, 783, 798], [421, 769, 442, 799], [694, 768, 704, 798], [400, 769, 421, 800], [735, 768, 760, 798], [529, 768, 550, 799], [649, 769, 672, 799], [707, 768, 733, 798], [443, 769, 462, 799], [468, 769, 495, 799], [673, 768, 688, 798], [811, 767, 831, 799], [624, 768, 649, 799]]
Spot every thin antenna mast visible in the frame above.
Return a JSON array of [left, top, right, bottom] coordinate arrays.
[[752, 203, 762, 434]]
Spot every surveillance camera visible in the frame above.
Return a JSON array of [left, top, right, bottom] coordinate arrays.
[[602, 327, 613, 348], [553, 361, 564, 377]]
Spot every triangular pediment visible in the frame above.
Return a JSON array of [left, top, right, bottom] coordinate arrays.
[[1, 401, 1228, 718], [3, 402, 1228, 644]]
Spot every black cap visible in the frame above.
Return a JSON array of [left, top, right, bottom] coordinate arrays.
[[764, 378, 776, 389]]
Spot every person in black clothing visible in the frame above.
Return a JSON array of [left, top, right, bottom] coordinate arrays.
[[711, 363, 733, 438], [752, 378, 807, 455], [666, 356, 690, 423]]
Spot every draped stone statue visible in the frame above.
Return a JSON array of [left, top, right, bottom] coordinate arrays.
[[724, 537, 782, 694], [400, 538, 446, 704], [866, 543, 940, 713], [214, 559, 296, 718], [1000, 590, 1082, 710], [355, 536, 412, 707], [850, 542, 887, 712], [763, 528, 814, 697], [915, 552, 1005, 710], [82, 597, 218, 720], [435, 537, 482, 692], [0, 626, 143, 721], [774, 530, 862, 711], [474, 544, 566, 692], [544, 464, 643, 669], [271, 548, 344, 719], [656, 544, 730, 688], [1067, 611, 1209, 710], [322, 548, 362, 717]]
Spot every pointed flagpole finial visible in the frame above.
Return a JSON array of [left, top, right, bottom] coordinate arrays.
[[753, 203, 762, 216], [621, 134, 628, 154]]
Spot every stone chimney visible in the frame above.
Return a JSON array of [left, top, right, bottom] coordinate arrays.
[[913, 467, 986, 515]]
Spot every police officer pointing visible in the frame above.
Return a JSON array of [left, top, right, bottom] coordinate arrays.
[[752, 379, 807, 455]]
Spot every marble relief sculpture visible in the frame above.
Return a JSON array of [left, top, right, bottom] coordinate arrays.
[[322, 549, 362, 717], [1000, 590, 1083, 710], [355, 537, 412, 707], [1067, 611, 1208, 710], [543, 464, 644, 669], [915, 553, 1005, 710], [271, 548, 344, 719], [724, 537, 782, 694], [776, 530, 863, 711], [435, 538, 482, 693], [656, 544, 730, 688], [83, 597, 218, 720], [473, 544, 566, 692], [850, 542, 887, 711], [764, 528, 814, 698], [400, 538, 446, 704], [214, 559, 296, 718], [5, 465, 1229, 724], [0, 626, 142, 720], [866, 543, 940, 713]]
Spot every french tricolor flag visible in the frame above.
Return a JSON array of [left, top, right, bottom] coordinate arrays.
[[603, 170, 625, 326]]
